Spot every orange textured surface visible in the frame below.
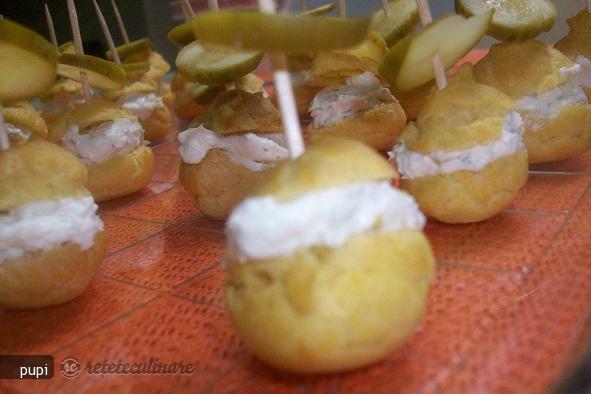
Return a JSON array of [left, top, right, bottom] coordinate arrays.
[[2, 53, 591, 393]]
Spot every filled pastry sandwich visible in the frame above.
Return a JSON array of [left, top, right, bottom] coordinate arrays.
[[224, 137, 434, 373]]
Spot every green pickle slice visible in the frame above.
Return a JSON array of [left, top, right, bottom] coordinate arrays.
[[188, 83, 224, 105], [0, 18, 57, 102], [455, 0, 557, 41], [176, 41, 263, 86], [192, 11, 370, 54], [121, 62, 150, 79], [370, 0, 419, 47], [57, 53, 125, 90], [106, 38, 152, 62], [168, 22, 194, 46], [379, 12, 491, 92]]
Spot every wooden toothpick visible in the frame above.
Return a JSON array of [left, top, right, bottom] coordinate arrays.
[[0, 104, 9, 151], [181, 0, 195, 17], [44, 4, 57, 47], [93, 0, 121, 64], [338, 0, 346, 17], [300, 0, 307, 11], [110, 0, 130, 44], [208, 0, 220, 11], [415, 0, 447, 89], [381, 0, 390, 16], [66, 0, 92, 102], [257, 0, 305, 159]]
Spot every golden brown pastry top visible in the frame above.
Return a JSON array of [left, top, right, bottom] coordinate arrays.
[[41, 79, 83, 101], [555, 10, 591, 60], [4, 102, 48, 140], [0, 139, 89, 211], [139, 52, 171, 86], [252, 136, 396, 202], [203, 90, 282, 135], [312, 31, 388, 86], [103, 81, 156, 101], [47, 98, 136, 143], [234, 74, 266, 95], [65, 98, 134, 127], [474, 40, 574, 98], [401, 65, 517, 153]]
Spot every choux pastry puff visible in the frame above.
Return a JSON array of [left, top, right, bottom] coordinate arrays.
[[0, 137, 105, 309], [224, 136, 435, 373], [178, 90, 289, 219], [555, 9, 591, 99], [308, 32, 406, 151], [47, 98, 154, 202], [473, 40, 591, 164], [105, 81, 173, 143], [390, 66, 529, 224], [3, 101, 48, 146]]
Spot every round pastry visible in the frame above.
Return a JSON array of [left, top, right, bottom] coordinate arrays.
[[40, 79, 84, 126], [178, 90, 288, 219], [555, 9, 591, 99], [390, 66, 528, 224], [395, 80, 435, 122], [286, 54, 323, 117], [307, 33, 405, 151], [0, 139, 105, 309], [3, 101, 48, 146], [224, 136, 434, 373], [473, 40, 591, 164], [105, 81, 173, 142], [47, 98, 155, 202], [308, 72, 406, 151], [171, 73, 207, 121]]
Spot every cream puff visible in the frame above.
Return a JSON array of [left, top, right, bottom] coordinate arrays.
[[473, 40, 591, 164], [224, 136, 434, 373], [555, 9, 591, 99], [178, 90, 288, 220], [308, 32, 406, 151], [40, 79, 85, 127], [105, 81, 173, 142], [48, 98, 154, 202], [390, 66, 528, 224], [3, 101, 48, 146], [0, 138, 105, 309]]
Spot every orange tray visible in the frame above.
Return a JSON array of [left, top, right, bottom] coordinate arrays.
[[2, 53, 591, 393]]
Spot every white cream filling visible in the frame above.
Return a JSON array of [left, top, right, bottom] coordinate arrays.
[[177, 124, 288, 172], [290, 70, 314, 87], [0, 197, 103, 263], [574, 55, 591, 89], [391, 112, 525, 179], [6, 123, 31, 143], [226, 181, 425, 262], [310, 72, 395, 129], [117, 93, 164, 120], [63, 118, 144, 165], [516, 65, 588, 130]]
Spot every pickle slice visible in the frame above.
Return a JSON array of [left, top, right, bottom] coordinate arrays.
[[0, 19, 57, 102], [455, 0, 556, 41], [193, 11, 370, 54], [188, 83, 223, 105], [57, 53, 125, 90], [300, 3, 335, 17], [168, 22, 194, 46], [106, 38, 152, 62], [370, 0, 419, 47], [122, 62, 150, 79], [176, 41, 263, 86], [379, 12, 491, 92], [58, 41, 76, 54]]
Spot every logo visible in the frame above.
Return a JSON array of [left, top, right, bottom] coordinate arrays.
[[60, 357, 80, 379]]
